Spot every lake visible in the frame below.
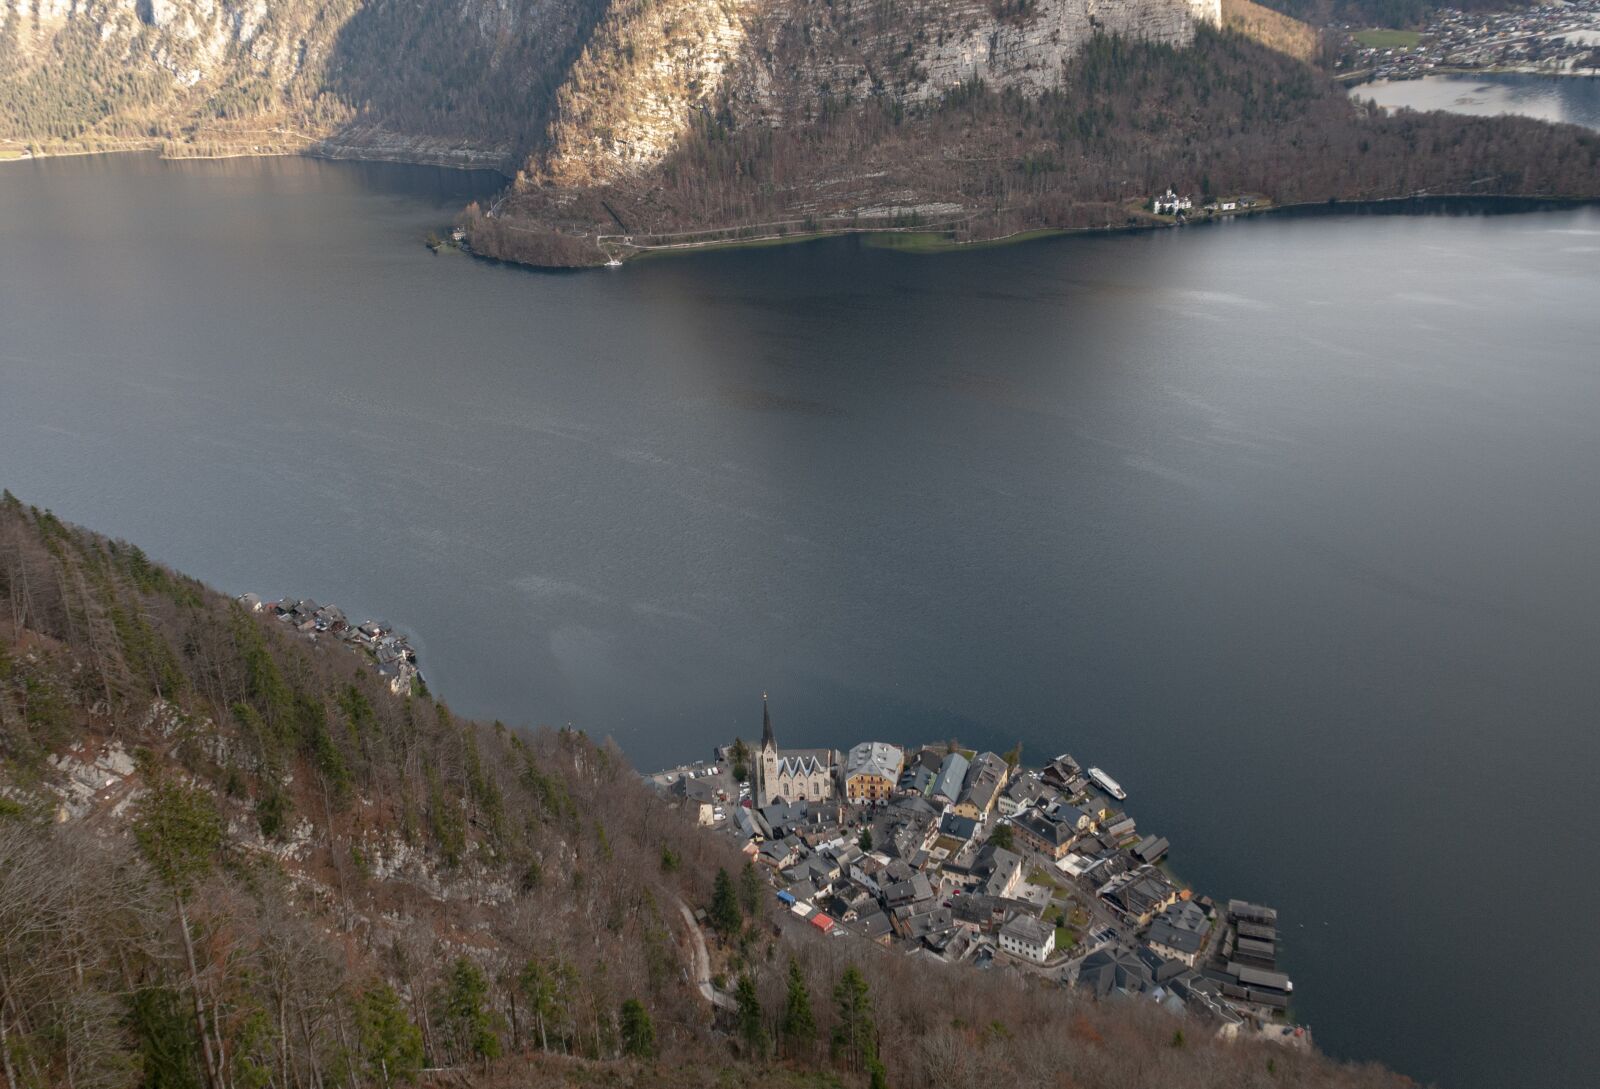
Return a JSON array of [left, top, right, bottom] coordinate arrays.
[[1358, 71, 1600, 131], [2, 154, 1598, 1089]]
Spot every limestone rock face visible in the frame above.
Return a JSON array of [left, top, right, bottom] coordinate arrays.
[[0, 0, 584, 152], [539, 0, 1221, 184], [2, 0, 1221, 173], [542, 0, 760, 186]]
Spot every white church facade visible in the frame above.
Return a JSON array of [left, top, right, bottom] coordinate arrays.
[[754, 696, 838, 807]]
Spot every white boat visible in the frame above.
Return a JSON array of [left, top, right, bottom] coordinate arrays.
[[1088, 766, 1126, 800]]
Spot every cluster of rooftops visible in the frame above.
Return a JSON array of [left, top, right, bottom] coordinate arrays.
[[651, 701, 1304, 1043], [236, 593, 421, 695]]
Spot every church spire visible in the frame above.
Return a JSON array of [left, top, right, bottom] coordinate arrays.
[[761, 691, 775, 751]]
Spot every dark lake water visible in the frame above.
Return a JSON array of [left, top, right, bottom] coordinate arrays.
[[1358, 71, 1600, 131], [3, 154, 1599, 1089]]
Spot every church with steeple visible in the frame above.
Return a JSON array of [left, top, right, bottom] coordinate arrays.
[[754, 694, 838, 807]]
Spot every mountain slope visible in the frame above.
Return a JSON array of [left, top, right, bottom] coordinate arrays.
[[1221, 0, 1318, 61], [536, 0, 1221, 186], [8, 0, 1599, 268], [0, 0, 605, 164], [471, 23, 1600, 265], [0, 0, 1215, 163], [0, 492, 1422, 1089]]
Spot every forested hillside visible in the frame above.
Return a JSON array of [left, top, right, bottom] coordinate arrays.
[[473, 23, 1600, 265], [0, 494, 1423, 1089]]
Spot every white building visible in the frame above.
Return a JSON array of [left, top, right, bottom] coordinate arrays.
[[998, 914, 1056, 964], [1152, 188, 1193, 216], [754, 696, 837, 807]]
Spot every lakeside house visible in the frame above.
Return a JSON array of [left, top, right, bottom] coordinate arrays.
[[951, 751, 1009, 820], [1146, 899, 1211, 967], [842, 741, 905, 806], [927, 751, 970, 806], [1012, 807, 1077, 860], [998, 772, 1054, 817], [1102, 869, 1180, 925], [1152, 188, 1193, 216]]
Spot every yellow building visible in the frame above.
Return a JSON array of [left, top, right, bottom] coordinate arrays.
[[842, 742, 904, 806], [949, 751, 1009, 820]]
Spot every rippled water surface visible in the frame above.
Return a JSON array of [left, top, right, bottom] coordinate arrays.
[[3, 154, 1598, 1089]]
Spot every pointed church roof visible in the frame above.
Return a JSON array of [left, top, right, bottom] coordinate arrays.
[[761, 692, 775, 750]]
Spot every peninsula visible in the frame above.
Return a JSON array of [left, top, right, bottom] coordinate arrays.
[[467, 4, 1600, 265]]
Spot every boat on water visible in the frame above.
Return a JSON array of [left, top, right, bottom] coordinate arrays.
[[1088, 766, 1126, 800]]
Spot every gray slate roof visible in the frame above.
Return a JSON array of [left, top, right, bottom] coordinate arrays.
[[929, 752, 970, 802]]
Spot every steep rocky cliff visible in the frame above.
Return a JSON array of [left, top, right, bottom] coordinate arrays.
[[1, 0, 1218, 171], [538, 0, 1220, 185], [1, 0, 355, 145], [0, 0, 603, 164]]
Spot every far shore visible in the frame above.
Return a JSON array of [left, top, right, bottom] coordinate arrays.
[[1339, 66, 1600, 84], [484, 191, 1599, 270], [7, 140, 1592, 271], [0, 139, 512, 178]]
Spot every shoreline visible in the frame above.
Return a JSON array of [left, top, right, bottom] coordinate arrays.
[[0, 140, 512, 178], [1341, 66, 1600, 85], [649, 737, 1310, 1040], [11, 142, 1593, 266], [479, 191, 1599, 270]]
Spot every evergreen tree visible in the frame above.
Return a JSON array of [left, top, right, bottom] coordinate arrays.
[[831, 964, 876, 1073], [738, 860, 764, 916], [128, 986, 204, 1089], [438, 958, 500, 1068], [356, 982, 424, 1088], [858, 826, 872, 851], [133, 778, 225, 1089], [735, 973, 765, 1057], [710, 866, 742, 937], [988, 823, 1014, 851], [518, 957, 568, 1053], [133, 778, 223, 896], [781, 957, 816, 1059], [618, 998, 655, 1059]]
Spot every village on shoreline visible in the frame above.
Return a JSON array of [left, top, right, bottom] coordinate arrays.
[[647, 697, 1309, 1050], [1338, 1, 1600, 83], [237, 592, 424, 696], [226, 588, 1310, 1047]]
